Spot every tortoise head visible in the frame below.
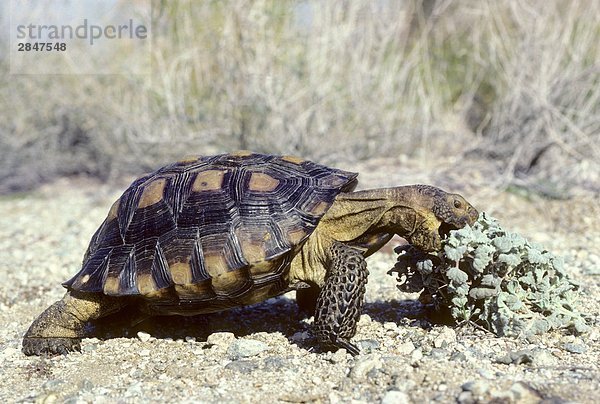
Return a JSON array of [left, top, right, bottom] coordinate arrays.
[[433, 192, 479, 233], [407, 186, 478, 252]]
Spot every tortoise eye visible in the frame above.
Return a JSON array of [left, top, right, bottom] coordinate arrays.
[[454, 199, 462, 209]]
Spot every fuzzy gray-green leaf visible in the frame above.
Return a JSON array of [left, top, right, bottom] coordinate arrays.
[[446, 266, 468, 283], [391, 212, 587, 338]]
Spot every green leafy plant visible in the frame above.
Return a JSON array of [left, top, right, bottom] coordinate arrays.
[[389, 213, 589, 337]]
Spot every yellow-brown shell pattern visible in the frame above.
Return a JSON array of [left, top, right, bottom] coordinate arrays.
[[63, 152, 358, 305]]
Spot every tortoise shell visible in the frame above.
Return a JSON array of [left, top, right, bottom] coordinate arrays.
[[64, 151, 358, 308]]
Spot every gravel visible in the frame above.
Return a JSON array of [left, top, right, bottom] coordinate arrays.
[[0, 173, 599, 403], [227, 339, 270, 359]]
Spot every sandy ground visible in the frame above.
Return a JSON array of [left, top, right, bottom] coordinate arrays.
[[0, 157, 598, 403]]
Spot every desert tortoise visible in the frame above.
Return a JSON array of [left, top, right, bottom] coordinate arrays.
[[23, 151, 478, 356]]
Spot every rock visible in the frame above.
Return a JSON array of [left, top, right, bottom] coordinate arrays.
[[429, 348, 448, 359], [330, 348, 349, 364], [206, 332, 236, 346], [433, 327, 456, 348], [383, 322, 398, 331], [477, 368, 495, 380], [489, 382, 543, 404], [329, 392, 342, 404], [35, 393, 59, 403], [227, 339, 269, 359], [358, 339, 380, 352], [81, 342, 98, 353], [225, 360, 258, 373], [563, 343, 587, 354], [124, 382, 144, 397], [450, 351, 467, 362], [461, 380, 490, 396], [410, 348, 423, 365], [381, 390, 410, 404], [357, 314, 372, 326], [351, 355, 383, 381], [63, 397, 87, 404], [495, 349, 534, 365], [396, 341, 415, 355], [531, 349, 557, 366], [79, 379, 94, 391], [291, 331, 311, 343], [263, 357, 294, 371], [42, 379, 64, 390], [511, 382, 542, 398], [457, 391, 474, 404], [137, 331, 151, 342]]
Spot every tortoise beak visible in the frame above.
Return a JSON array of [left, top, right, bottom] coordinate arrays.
[[438, 206, 478, 239], [467, 206, 479, 225]]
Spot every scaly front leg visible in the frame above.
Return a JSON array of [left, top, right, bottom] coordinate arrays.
[[314, 242, 368, 356]]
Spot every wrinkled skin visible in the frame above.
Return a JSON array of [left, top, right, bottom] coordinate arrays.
[[409, 187, 479, 252]]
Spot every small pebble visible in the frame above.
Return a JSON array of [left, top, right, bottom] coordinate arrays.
[[563, 343, 587, 354], [457, 391, 474, 404], [137, 331, 151, 343], [291, 331, 310, 342], [507, 382, 543, 402], [383, 322, 397, 330], [63, 397, 87, 404], [495, 349, 533, 365], [433, 327, 456, 348], [43, 379, 64, 390], [224, 360, 258, 373], [206, 332, 236, 346], [330, 348, 348, 364], [358, 339, 380, 352], [79, 379, 94, 391], [397, 341, 415, 355], [263, 357, 294, 371], [461, 380, 490, 396], [381, 390, 410, 404], [35, 393, 58, 404], [81, 343, 98, 353], [429, 348, 448, 359], [227, 339, 269, 359], [410, 348, 423, 364], [477, 368, 495, 380], [351, 355, 382, 381], [531, 349, 557, 366], [358, 314, 372, 326], [450, 351, 467, 362]]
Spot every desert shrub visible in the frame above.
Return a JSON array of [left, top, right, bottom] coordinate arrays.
[[389, 213, 589, 337], [0, 1, 598, 191]]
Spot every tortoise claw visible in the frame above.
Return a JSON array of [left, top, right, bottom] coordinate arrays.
[[333, 338, 360, 356], [22, 337, 81, 356]]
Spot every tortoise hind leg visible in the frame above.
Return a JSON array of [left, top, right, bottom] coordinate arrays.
[[22, 291, 124, 356], [314, 242, 368, 356]]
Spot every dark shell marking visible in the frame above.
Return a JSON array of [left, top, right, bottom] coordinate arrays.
[[64, 152, 358, 308]]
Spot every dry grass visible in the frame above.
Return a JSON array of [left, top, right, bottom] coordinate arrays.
[[0, 0, 598, 193]]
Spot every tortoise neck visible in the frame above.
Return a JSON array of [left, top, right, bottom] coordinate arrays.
[[317, 186, 433, 243], [357, 187, 425, 235]]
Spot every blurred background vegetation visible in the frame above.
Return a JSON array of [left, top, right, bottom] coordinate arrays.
[[0, 0, 598, 194]]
